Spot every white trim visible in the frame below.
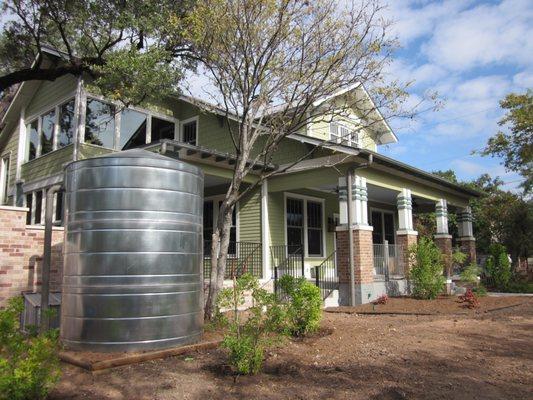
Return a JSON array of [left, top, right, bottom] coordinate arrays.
[[0, 153, 11, 205], [283, 192, 326, 258], [179, 115, 199, 145], [261, 180, 270, 278], [16, 108, 26, 180], [23, 91, 77, 124]]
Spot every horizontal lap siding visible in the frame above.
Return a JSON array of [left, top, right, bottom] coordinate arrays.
[[238, 189, 261, 243], [21, 145, 74, 183], [26, 75, 77, 118], [1, 126, 18, 205], [78, 143, 114, 159]]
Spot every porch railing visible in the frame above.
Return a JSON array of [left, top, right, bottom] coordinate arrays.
[[373, 242, 405, 279], [271, 245, 305, 296], [314, 251, 339, 300], [203, 241, 262, 279]]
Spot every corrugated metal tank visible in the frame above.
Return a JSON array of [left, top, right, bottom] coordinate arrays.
[[60, 149, 204, 352]]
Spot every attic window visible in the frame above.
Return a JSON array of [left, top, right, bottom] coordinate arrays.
[[329, 121, 361, 148]]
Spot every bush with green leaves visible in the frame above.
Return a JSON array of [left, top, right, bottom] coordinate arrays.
[[408, 237, 446, 299], [0, 297, 61, 400], [278, 275, 322, 337], [460, 263, 481, 287], [216, 274, 286, 375], [485, 243, 512, 289]]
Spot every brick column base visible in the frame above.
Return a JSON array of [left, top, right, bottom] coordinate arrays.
[[335, 226, 374, 305], [458, 237, 476, 265], [435, 234, 453, 294], [396, 231, 418, 276]]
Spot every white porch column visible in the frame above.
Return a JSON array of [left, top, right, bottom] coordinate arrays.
[[396, 188, 415, 233], [261, 179, 271, 279], [338, 175, 369, 227], [435, 199, 449, 235]]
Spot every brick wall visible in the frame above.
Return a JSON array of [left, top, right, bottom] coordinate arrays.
[[0, 206, 64, 307], [458, 237, 476, 265], [434, 235, 453, 277], [336, 228, 374, 284]]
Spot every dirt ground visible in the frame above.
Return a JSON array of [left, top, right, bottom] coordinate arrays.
[[51, 297, 533, 400]]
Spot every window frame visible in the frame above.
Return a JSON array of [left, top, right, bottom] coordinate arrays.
[[369, 207, 397, 245], [179, 116, 199, 145], [283, 192, 326, 258], [329, 120, 362, 148], [0, 153, 11, 205]]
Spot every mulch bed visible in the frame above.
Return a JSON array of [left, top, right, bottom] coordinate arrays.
[[325, 295, 525, 315]]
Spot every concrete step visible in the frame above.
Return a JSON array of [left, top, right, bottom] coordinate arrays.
[[324, 289, 339, 308]]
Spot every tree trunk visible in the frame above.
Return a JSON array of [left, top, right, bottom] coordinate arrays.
[[204, 199, 236, 320]]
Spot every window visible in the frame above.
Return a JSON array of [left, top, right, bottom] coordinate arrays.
[[58, 99, 75, 147], [25, 193, 32, 225], [151, 117, 175, 143], [371, 210, 395, 244], [119, 109, 147, 150], [307, 201, 323, 256], [27, 120, 39, 160], [0, 156, 9, 205], [85, 98, 115, 148], [34, 191, 43, 225], [329, 121, 361, 147], [55, 190, 64, 223], [286, 198, 304, 254], [40, 109, 55, 155], [285, 196, 324, 257], [181, 117, 197, 145], [203, 198, 237, 257]]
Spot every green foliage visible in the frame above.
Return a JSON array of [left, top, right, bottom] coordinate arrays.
[[504, 280, 533, 294], [472, 284, 487, 297], [480, 90, 533, 193], [278, 275, 322, 337], [452, 249, 468, 267], [408, 237, 446, 300], [460, 263, 481, 286], [0, 297, 61, 400], [217, 274, 286, 375], [485, 244, 512, 290]]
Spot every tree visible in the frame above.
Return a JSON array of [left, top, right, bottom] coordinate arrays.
[[182, 0, 427, 319], [479, 90, 533, 193], [0, 0, 194, 104]]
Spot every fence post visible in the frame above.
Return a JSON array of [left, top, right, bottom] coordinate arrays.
[[301, 250, 305, 278], [274, 266, 279, 298], [315, 266, 320, 288], [384, 240, 390, 282]]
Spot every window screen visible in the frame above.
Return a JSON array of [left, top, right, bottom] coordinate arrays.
[[28, 120, 39, 160], [40, 110, 55, 155], [307, 201, 323, 256], [286, 198, 304, 254], [58, 99, 75, 147]]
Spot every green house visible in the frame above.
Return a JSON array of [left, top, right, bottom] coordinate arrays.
[[0, 49, 480, 305]]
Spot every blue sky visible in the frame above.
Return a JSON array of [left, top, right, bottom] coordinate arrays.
[[378, 0, 532, 190]]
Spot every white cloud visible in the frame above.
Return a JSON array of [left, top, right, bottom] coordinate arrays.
[[423, 0, 533, 71], [513, 71, 533, 88]]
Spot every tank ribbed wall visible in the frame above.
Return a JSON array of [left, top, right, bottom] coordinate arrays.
[[60, 149, 204, 352]]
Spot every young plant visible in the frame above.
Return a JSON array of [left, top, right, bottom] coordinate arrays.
[[408, 237, 446, 300], [485, 243, 512, 289], [216, 274, 286, 375], [460, 263, 481, 287], [373, 294, 389, 305], [0, 297, 61, 400]]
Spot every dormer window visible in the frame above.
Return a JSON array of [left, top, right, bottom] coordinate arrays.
[[329, 121, 361, 148]]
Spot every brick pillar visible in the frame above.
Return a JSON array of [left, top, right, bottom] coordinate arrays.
[[434, 234, 453, 294], [458, 237, 476, 265], [396, 232, 418, 276], [335, 226, 374, 305]]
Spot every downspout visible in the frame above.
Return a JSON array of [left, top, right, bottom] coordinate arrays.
[[40, 184, 62, 333], [345, 153, 373, 306]]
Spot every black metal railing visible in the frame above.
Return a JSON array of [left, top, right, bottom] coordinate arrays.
[[314, 251, 339, 300], [271, 245, 305, 296], [203, 241, 263, 279], [373, 242, 405, 279]]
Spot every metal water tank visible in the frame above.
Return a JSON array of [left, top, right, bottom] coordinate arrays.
[[60, 149, 204, 352]]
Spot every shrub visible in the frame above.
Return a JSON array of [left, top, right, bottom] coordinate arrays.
[[408, 237, 446, 300], [473, 284, 488, 297], [373, 294, 388, 305], [278, 275, 322, 337], [458, 288, 480, 309], [485, 244, 511, 289], [452, 248, 468, 273], [0, 297, 61, 400], [460, 263, 481, 286], [216, 274, 286, 375]]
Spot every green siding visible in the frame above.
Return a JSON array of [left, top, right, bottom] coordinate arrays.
[[20, 145, 74, 182], [78, 143, 115, 159], [238, 188, 261, 243], [0, 126, 19, 204], [26, 75, 77, 118]]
